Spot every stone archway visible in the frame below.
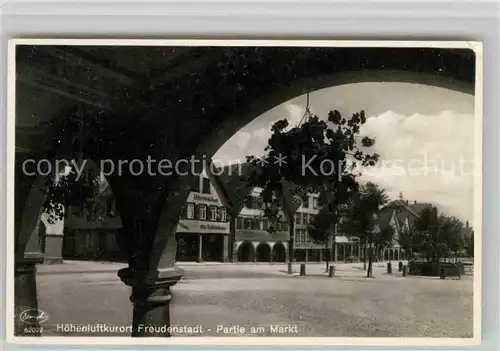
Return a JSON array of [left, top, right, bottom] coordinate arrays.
[[13, 43, 477, 337], [256, 242, 272, 262], [384, 250, 389, 261], [272, 242, 287, 262], [237, 241, 254, 262]]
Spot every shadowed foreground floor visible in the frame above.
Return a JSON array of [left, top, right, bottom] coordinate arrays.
[[34, 262, 473, 337]]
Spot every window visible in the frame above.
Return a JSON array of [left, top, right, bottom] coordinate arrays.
[[220, 208, 227, 222], [283, 221, 289, 231], [306, 232, 311, 242], [236, 217, 244, 229], [300, 229, 306, 243], [106, 199, 114, 217], [244, 218, 253, 229], [312, 198, 319, 209], [245, 198, 253, 209], [295, 231, 301, 242], [302, 195, 309, 208], [295, 213, 301, 224], [209, 206, 217, 221], [303, 214, 309, 224], [193, 179, 201, 193], [262, 218, 269, 230], [202, 178, 211, 195], [186, 203, 195, 219], [252, 218, 261, 230], [198, 205, 207, 220]]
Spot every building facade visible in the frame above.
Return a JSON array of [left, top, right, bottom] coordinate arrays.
[[232, 188, 290, 262], [63, 172, 124, 262], [293, 193, 361, 262], [175, 175, 231, 262]]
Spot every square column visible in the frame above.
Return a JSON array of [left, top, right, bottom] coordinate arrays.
[[43, 234, 64, 264], [197, 234, 203, 262], [223, 235, 229, 262]]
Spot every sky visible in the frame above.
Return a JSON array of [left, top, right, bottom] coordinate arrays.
[[213, 82, 477, 226]]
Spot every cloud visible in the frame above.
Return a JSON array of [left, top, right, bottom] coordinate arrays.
[[358, 109, 475, 223]]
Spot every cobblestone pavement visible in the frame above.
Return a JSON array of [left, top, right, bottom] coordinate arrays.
[[35, 262, 473, 338]]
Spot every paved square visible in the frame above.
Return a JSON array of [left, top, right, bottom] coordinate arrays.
[[36, 262, 473, 337]]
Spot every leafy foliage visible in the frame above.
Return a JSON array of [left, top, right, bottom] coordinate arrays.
[[399, 206, 466, 262], [246, 110, 379, 232], [341, 182, 390, 243], [341, 182, 390, 277]]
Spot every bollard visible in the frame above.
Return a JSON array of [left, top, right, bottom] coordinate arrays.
[[287, 262, 293, 274], [440, 268, 445, 280], [387, 262, 392, 275], [329, 266, 335, 277], [402, 265, 407, 277], [398, 262, 403, 272], [300, 263, 306, 276]]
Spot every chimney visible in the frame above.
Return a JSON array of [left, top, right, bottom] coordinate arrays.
[[414, 200, 417, 204], [406, 200, 408, 205], [466, 221, 469, 228], [399, 192, 403, 200]]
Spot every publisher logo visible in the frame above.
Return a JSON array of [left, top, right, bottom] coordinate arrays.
[[19, 309, 48, 325]]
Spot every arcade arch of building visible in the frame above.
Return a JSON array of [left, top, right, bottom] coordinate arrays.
[[13, 44, 475, 337], [234, 240, 288, 263]]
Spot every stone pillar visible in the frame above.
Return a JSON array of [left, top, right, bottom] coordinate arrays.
[[319, 249, 323, 262], [222, 235, 229, 262], [14, 254, 45, 336], [43, 234, 64, 264], [118, 267, 182, 336], [304, 249, 308, 263], [197, 234, 203, 262], [232, 242, 239, 262]]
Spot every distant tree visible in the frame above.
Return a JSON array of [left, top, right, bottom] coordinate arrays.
[[439, 215, 464, 261], [410, 207, 465, 263], [342, 182, 389, 277], [465, 230, 475, 257], [308, 198, 350, 271], [245, 109, 379, 269]]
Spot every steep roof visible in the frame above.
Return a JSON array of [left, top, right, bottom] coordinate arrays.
[[376, 209, 394, 231], [409, 202, 433, 214], [210, 162, 306, 217], [210, 163, 255, 214]]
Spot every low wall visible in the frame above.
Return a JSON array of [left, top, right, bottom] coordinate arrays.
[[409, 261, 465, 277]]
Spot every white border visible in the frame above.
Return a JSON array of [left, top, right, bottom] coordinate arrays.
[[5, 39, 483, 347]]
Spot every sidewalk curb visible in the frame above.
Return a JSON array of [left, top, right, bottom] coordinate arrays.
[[37, 269, 122, 275]]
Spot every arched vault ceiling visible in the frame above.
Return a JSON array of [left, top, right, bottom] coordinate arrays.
[[15, 45, 475, 159]]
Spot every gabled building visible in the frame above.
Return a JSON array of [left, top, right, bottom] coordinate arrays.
[[376, 194, 433, 261], [209, 163, 292, 262], [175, 173, 231, 262]]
